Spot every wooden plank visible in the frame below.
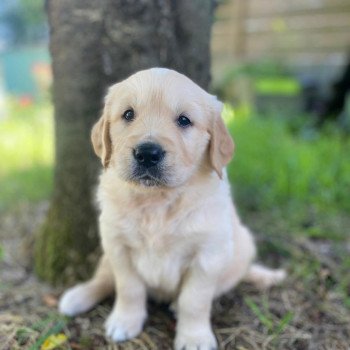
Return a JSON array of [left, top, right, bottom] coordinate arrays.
[[211, 33, 235, 52], [267, 52, 348, 68], [232, 0, 248, 56], [211, 0, 350, 72], [245, 13, 350, 33], [213, 0, 249, 58], [215, 0, 236, 20], [246, 31, 350, 53], [248, 0, 350, 17], [212, 20, 234, 36]]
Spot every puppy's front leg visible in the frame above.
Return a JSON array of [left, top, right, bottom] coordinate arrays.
[[104, 246, 147, 342], [175, 269, 218, 350]]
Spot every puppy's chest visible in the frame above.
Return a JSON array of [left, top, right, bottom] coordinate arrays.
[[117, 206, 179, 245], [132, 242, 187, 297], [116, 206, 191, 293]]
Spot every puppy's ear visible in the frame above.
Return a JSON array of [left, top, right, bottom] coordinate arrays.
[[91, 93, 112, 168], [209, 99, 234, 178]]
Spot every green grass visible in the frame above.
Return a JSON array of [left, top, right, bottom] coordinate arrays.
[[0, 100, 53, 210], [245, 296, 293, 337], [13, 313, 69, 350], [223, 104, 350, 316], [224, 105, 350, 218]]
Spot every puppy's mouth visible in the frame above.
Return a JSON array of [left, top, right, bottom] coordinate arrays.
[[129, 167, 168, 187]]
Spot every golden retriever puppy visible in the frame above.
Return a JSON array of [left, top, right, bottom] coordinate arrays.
[[59, 68, 285, 350]]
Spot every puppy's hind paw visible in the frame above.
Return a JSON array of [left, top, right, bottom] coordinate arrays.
[[59, 282, 99, 316]]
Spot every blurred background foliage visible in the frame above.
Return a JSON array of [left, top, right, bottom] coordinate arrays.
[[225, 107, 350, 214], [0, 0, 47, 46], [0, 99, 53, 210], [0, 0, 349, 230]]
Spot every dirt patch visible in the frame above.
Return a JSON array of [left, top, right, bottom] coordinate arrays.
[[1, 204, 349, 349]]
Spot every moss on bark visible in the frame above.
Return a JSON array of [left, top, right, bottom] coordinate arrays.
[[35, 204, 99, 285]]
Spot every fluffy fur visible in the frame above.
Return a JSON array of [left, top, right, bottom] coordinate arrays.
[[59, 68, 285, 350]]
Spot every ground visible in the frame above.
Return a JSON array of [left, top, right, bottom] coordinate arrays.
[[1, 202, 349, 350]]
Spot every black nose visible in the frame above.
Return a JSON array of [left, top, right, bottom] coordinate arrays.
[[133, 142, 165, 168]]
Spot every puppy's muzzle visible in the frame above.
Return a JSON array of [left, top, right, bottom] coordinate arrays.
[[131, 142, 167, 186], [133, 142, 165, 168]]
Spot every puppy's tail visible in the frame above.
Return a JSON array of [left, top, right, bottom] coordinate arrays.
[[244, 264, 286, 290]]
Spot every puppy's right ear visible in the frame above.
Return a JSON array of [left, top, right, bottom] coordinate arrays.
[[91, 96, 112, 168]]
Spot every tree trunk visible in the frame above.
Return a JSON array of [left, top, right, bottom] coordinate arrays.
[[35, 0, 214, 285], [35, 1, 106, 284]]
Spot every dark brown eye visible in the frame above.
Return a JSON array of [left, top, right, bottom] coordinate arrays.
[[177, 115, 192, 128], [122, 109, 134, 122]]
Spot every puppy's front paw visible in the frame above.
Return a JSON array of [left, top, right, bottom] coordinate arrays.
[[105, 309, 146, 342], [175, 329, 217, 350], [59, 283, 97, 316]]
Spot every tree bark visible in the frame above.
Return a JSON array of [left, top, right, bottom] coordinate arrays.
[[35, 0, 214, 285]]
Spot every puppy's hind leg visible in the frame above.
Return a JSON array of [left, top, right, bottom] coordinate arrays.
[[244, 264, 286, 290], [59, 254, 114, 316]]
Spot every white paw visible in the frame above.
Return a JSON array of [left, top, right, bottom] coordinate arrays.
[[59, 283, 97, 316], [105, 309, 145, 342], [175, 329, 217, 350]]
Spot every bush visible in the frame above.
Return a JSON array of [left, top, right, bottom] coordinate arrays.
[[0, 100, 53, 210], [224, 105, 350, 215]]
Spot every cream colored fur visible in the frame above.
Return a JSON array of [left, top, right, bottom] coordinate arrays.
[[59, 68, 285, 350]]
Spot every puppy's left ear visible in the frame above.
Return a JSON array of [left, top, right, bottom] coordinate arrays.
[[209, 99, 234, 178]]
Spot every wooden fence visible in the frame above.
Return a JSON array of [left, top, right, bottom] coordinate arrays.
[[212, 0, 350, 81]]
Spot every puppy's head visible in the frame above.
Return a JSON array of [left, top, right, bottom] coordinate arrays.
[[92, 68, 234, 188]]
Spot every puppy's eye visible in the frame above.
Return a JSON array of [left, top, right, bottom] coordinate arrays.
[[122, 109, 135, 122], [177, 115, 192, 128]]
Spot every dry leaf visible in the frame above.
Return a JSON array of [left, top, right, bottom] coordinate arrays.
[[40, 333, 67, 350], [42, 294, 58, 307]]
